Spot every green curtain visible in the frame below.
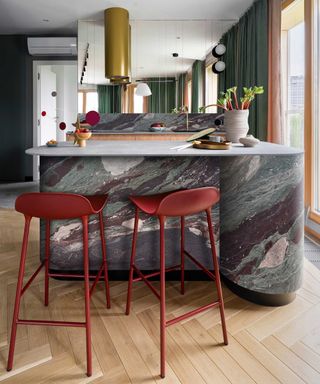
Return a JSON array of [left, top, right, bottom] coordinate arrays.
[[191, 60, 205, 113], [147, 78, 176, 113], [177, 73, 186, 109], [97, 85, 122, 113], [218, 0, 268, 140]]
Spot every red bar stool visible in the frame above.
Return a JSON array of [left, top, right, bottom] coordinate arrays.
[[125, 187, 228, 378], [7, 192, 110, 377]]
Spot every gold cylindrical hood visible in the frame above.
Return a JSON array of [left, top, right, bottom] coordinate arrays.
[[104, 7, 130, 82]]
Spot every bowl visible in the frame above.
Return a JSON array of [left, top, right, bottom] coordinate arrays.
[[239, 135, 260, 147], [75, 131, 92, 140], [75, 131, 92, 147], [149, 126, 166, 132], [46, 143, 57, 147]]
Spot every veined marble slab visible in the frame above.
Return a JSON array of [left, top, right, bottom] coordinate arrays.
[[78, 112, 222, 132], [34, 148, 303, 304], [27, 141, 303, 157], [40, 156, 220, 271]]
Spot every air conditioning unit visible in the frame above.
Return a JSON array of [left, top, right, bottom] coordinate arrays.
[[27, 37, 77, 56]]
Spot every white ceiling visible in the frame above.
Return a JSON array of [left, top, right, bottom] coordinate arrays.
[[78, 19, 236, 84], [0, 0, 254, 34]]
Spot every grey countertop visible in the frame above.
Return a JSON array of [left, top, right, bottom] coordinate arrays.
[[26, 140, 303, 157]]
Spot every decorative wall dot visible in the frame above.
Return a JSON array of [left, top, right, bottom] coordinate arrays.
[[59, 122, 66, 130], [51, 91, 57, 97], [86, 110, 100, 126], [41, 111, 47, 116]]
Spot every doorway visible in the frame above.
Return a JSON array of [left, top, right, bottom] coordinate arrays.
[[33, 61, 77, 180]]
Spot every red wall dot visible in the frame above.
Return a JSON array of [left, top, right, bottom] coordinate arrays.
[[41, 111, 46, 116], [59, 122, 66, 130], [86, 110, 100, 126]]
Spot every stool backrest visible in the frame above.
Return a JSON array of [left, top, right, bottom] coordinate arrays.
[[15, 193, 94, 219], [156, 187, 220, 216]]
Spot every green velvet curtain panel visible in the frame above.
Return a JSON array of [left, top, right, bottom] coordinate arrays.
[[97, 85, 122, 113], [191, 60, 205, 113], [218, 0, 268, 140], [177, 73, 186, 109], [147, 78, 176, 113]]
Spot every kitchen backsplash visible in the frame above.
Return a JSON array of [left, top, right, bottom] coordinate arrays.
[[78, 113, 224, 132]]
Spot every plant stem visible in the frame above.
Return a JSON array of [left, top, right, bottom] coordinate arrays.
[[233, 92, 239, 110]]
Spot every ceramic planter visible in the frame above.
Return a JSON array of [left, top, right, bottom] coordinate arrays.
[[224, 110, 249, 143]]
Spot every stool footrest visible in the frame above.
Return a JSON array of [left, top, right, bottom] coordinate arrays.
[[132, 264, 181, 282], [48, 272, 102, 279], [166, 301, 220, 327], [184, 250, 215, 281], [17, 319, 86, 328], [133, 266, 161, 299]]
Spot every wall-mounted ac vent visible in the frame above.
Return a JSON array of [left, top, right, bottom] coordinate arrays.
[[27, 37, 77, 56]]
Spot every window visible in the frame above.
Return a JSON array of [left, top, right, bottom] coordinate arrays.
[[311, 0, 320, 215], [78, 90, 98, 113], [134, 87, 144, 113], [187, 80, 192, 112], [205, 65, 218, 112], [281, 0, 305, 149], [86, 92, 98, 112], [303, 0, 320, 228]]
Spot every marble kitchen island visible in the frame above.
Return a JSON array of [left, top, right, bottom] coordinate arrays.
[[26, 141, 304, 306]]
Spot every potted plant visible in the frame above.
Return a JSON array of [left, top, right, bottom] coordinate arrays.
[[199, 86, 264, 143]]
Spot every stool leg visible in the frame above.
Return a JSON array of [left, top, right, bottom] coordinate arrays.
[[99, 211, 111, 309], [7, 216, 31, 371], [180, 216, 185, 295], [159, 215, 166, 378], [206, 209, 228, 345], [44, 220, 50, 306], [126, 208, 139, 315], [82, 216, 92, 377]]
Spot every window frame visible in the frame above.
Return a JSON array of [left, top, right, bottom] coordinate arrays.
[[305, 0, 320, 228]]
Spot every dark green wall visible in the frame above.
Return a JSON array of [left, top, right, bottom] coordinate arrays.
[[0, 35, 76, 182], [0, 36, 31, 181]]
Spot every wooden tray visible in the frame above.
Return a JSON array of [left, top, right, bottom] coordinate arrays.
[[193, 140, 232, 150]]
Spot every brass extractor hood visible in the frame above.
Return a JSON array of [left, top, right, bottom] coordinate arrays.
[[104, 7, 131, 83]]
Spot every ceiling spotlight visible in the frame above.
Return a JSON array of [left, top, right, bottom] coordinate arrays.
[[172, 52, 179, 57], [212, 43, 226, 58], [212, 61, 226, 74]]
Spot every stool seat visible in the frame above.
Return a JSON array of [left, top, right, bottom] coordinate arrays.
[[129, 192, 172, 215], [85, 194, 108, 212], [130, 187, 220, 217], [15, 192, 108, 220]]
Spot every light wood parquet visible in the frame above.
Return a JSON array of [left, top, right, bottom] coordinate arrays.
[[0, 208, 320, 384]]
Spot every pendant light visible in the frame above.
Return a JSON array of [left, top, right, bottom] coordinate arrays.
[[104, 7, 130, 82], [212, 43, 226, 58], [136, 82, 152, 96], [212, 61, 226, 74]]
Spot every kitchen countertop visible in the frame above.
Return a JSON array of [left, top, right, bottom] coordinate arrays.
[[26, 140, 303, 157]]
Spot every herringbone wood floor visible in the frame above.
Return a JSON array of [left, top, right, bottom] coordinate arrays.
[[1, 208, 320, 384]]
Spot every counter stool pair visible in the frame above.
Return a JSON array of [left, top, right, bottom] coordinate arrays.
[[7, 187, 228, 378]]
